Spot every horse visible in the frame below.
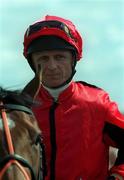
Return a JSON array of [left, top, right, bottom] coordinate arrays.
[[0, 87, 46, 180]]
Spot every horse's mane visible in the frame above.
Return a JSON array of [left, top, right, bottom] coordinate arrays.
[[0, 87, 35, 108]]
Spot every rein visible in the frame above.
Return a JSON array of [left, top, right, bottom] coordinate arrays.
[[0, 101, 37, 180]]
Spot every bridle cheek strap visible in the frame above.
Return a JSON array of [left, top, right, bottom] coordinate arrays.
[[0, 101, 32, 180], [0, 160, 30, 180], [0, 104, 14, 154]]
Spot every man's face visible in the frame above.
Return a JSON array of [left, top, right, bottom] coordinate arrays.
[[31, 50, 73, 88]]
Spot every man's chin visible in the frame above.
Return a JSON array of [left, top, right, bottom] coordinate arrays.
[[44, 81, 64, 89]]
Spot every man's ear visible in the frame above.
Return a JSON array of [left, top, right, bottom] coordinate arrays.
[[22, 65, 42, 100]]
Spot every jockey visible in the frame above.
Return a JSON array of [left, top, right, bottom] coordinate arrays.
[[23, 15, 124, 180]]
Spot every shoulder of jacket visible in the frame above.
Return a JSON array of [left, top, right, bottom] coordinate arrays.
[[76, 81, 102, 90]]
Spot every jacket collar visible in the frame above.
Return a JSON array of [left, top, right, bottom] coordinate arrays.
[[38, 81, 76, 104]]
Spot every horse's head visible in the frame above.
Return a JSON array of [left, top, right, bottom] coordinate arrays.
[[0, 88, 44, 180]]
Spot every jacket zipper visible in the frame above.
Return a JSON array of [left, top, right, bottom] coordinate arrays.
[[49, 101, 58, 180]]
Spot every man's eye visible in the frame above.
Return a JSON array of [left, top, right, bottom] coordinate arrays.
[[56, 55, 65, 60], [38, 56, 49, 62]]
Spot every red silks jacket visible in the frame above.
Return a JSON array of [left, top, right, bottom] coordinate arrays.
[[32, 81, 124, 180]]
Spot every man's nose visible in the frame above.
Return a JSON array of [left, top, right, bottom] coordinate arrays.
[[47, 58, 57, 70]]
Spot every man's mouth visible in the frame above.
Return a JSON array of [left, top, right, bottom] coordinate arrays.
[[47, 73, 60, 77]]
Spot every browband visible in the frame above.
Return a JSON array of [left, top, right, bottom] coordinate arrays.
[[0, 104, 33, 115]]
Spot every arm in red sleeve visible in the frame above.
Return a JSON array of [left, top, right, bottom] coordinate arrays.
[[103, 93, 124, 178]]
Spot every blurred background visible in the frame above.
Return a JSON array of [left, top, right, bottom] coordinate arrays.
[[0, 0, 124, 112]]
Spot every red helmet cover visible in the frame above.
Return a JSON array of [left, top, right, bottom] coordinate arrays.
[[23, 15, 83, 60]]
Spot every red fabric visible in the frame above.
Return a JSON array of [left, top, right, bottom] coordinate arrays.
[[32, 81, 124, 180]]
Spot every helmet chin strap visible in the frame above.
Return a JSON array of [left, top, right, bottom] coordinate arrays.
[[42, 69, 76, 100], [28, 55, 77, 89], [49, 68, 76, 89], [46, 58, 77, 89]]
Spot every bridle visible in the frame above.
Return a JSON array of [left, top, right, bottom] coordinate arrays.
[[0, 101, 46, 180]]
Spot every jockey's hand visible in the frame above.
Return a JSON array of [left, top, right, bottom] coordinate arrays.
[[107, 173, 123, 180]]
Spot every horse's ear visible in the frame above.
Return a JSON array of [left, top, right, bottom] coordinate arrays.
[[22, 65, 42, 100]]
